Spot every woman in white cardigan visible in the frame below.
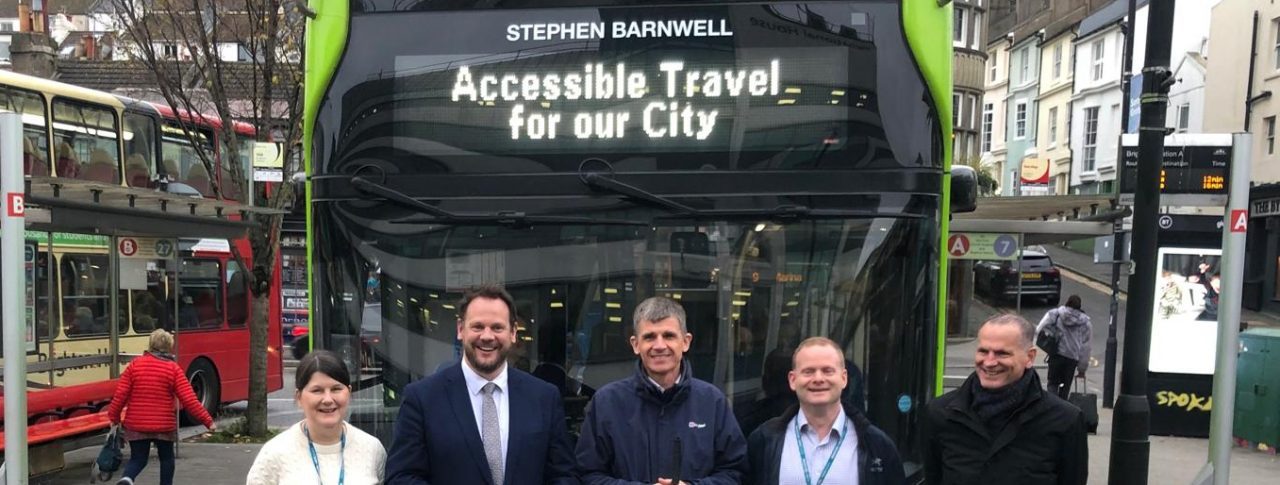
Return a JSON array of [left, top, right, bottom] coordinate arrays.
[[247, 350, 386, 484]]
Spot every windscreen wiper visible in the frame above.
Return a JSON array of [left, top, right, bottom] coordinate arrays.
[[657, 205, 924, 221], [580, 171, 697, 215], [579, 168, 919, 221], [349, 176, 646, 226]]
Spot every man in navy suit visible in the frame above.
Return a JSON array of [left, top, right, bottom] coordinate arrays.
[[386, 284, 577, 484]]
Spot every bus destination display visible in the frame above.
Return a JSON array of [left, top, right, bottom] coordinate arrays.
[[1119, 135, 1231, 196], [451, 59, 781, 141]]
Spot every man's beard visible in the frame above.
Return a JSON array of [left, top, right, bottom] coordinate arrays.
[[464, 344, 508, 374]]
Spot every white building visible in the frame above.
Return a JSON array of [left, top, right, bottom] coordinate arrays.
[[1168, 52, 1207, 135], [1069, 1, 1129, 194], [1068, 0, 1215, 194], [980, 35, 1010, 195]]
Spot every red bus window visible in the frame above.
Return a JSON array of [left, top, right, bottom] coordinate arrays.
[[179, 258, 223, 330]]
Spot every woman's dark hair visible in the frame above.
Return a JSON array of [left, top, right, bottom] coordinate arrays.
[[1066, 294, 1083, 311], [296, 350, 351, 391]]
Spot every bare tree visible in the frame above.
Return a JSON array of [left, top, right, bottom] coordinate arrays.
[[109, 0, 304, 436]]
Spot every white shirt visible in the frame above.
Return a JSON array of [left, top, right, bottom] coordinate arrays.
[[647, 373, 682, 391], [460, 360, 510, 461], [778, 408, 859, 485], [246, 421, 386, 485]]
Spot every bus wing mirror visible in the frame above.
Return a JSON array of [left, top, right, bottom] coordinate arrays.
[[950, 166, 978, 213]]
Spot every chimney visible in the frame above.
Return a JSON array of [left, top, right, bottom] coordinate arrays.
[[10, 33, 58, 78]]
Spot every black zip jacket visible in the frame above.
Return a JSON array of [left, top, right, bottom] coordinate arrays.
[[921, 372, 1088, 485], [746, 401, 907, 485]]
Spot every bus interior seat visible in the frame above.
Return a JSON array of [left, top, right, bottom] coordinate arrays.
[[86, 149, 119, 183], [24, 137, 49, 176], [193, 290, 219, 326], [185, 162, 211, 195], [55, 141, 79, 178], [125, 154, 152, 187], [160, 158, 179, 181]]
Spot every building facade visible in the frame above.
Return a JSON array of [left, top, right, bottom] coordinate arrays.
[[980, 35, 1011, 195], [1005, 35, 1040, 195], [1204, 0, 1280, 312], [1068, 7, 1125, 195], [954, 0, 989, 165], [1036, 30, 1076, 194]]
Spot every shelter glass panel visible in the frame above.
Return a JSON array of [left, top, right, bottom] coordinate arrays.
[[60, 253, 124, 337], [132, 260, 177, 334]]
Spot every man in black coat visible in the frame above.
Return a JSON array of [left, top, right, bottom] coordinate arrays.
[[922, 314, 1088, 485], [747, 337, 905, 485]]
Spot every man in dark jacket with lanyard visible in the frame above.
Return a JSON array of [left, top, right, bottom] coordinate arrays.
[[575, 296, 748, 485], [922, 314, 1088, 484], [747, 337, 905, 485]]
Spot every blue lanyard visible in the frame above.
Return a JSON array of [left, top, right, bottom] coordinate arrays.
[[794, 417, 848, 485], [304, 423, 346, 485]]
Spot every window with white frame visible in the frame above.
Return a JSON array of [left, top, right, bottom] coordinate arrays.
[[982, 103, 994, 152], [1176, 104, 1190, 133], [1083, 106, 1100, 171], [1019, 48, 1029, 84], [954, 8, 966, 45], [1268, 117, 1276, 155], [1053, 44, 1062, 79], [971, 12, 983, 50], [1273, 18, 1280, 70], [1048, 106, 1058, 145], [953, 94, 961, 127], [1091, 39, 1105, 81], [1015, 102, 1027, 139], [990, 51, 999, 81], [969, 94, 980, 129]]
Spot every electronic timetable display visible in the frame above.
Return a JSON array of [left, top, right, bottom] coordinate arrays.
[[1119, 134, 1231, 196]]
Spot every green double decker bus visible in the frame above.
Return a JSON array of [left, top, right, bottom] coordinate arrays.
[[304, 0, 966, 479]]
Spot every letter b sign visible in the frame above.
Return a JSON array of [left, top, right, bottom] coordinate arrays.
[[7, 192, 24, 217]]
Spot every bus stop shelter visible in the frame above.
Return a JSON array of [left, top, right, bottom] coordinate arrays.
[[3, 165, 281, 477], [947, 194, 1123, 337]]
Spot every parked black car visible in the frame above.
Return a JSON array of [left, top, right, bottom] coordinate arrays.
[[973, 249, 1061, 305]]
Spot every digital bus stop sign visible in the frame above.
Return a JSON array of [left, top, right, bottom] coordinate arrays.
[[1119, 133, 1231, 207]]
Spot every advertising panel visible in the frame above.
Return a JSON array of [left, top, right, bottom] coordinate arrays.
[[1149, 247, 1222, 375]]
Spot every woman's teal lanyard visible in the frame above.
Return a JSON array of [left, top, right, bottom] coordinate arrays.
[[794, 417, 848, 485], [303, 423, 346, 485]]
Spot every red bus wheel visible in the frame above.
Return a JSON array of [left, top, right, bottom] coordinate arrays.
[[182, 359, 221, 426]]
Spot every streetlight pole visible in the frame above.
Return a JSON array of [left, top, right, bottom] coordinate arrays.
[[1108, 1, 1176, 483], [1104, 0, 1139, 411]]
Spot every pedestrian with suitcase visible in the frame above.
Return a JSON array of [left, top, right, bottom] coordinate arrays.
[[1036, 295, 1093, 400]]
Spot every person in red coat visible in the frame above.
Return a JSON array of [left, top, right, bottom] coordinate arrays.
[[107, 329, 216, 485]]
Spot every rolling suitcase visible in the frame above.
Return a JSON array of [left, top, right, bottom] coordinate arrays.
[[1069, 375, 1099, 434]]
